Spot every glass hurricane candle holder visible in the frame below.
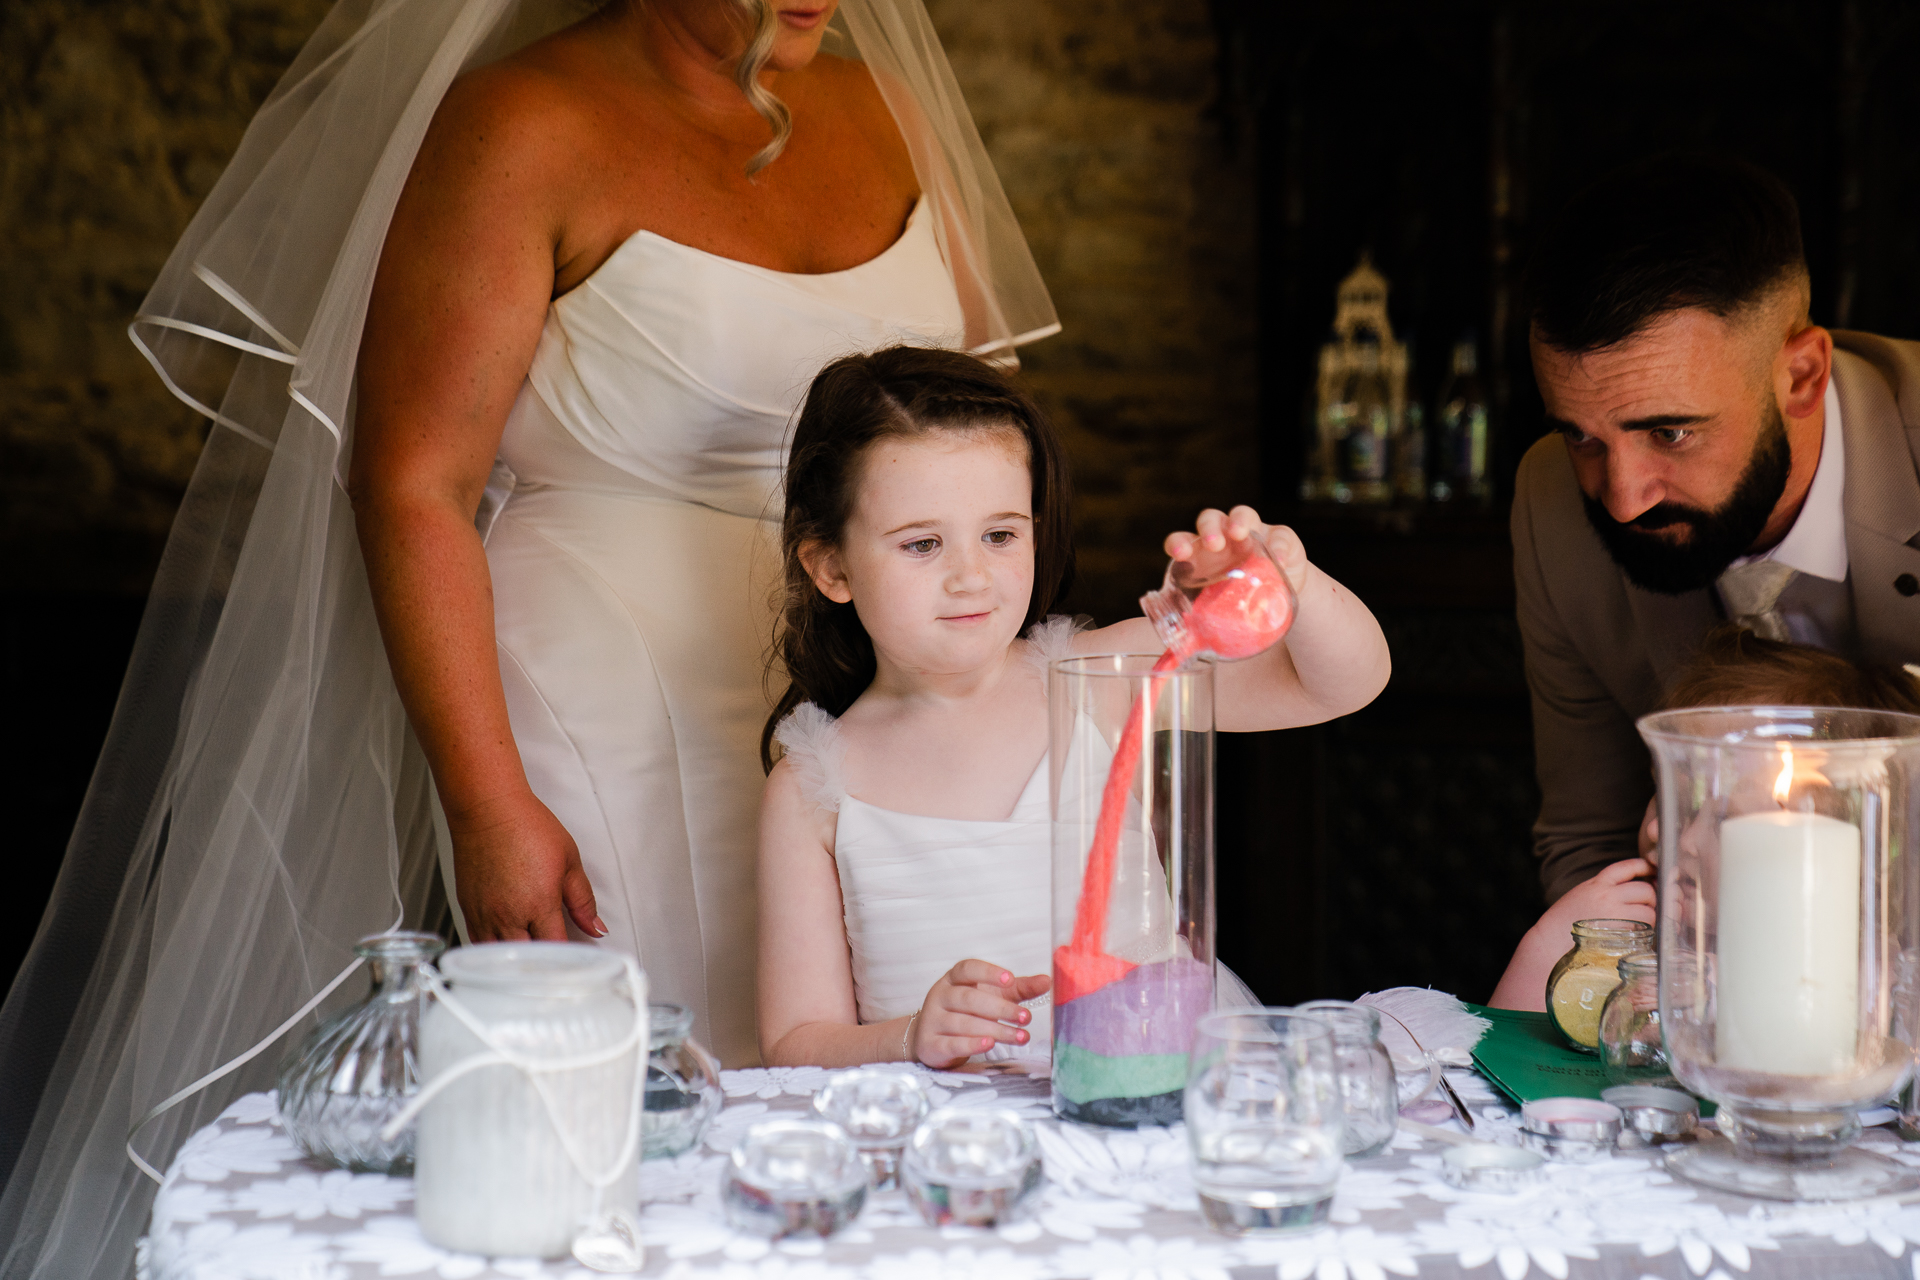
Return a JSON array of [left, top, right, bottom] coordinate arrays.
[[1640, 706, 1920, 1200]]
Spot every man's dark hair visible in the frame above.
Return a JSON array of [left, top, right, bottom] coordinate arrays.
[[1527, 153, 1807, 353]]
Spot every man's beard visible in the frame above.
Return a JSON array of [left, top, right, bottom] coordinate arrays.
[[1580, 402, 1792, 595]]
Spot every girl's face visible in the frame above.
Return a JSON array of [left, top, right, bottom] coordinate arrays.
[[806, 429, 1036, 677]]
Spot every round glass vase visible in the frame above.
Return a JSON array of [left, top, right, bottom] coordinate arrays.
[[1640, 706, 1920, 1200], [1598, 953, 1672, 1086], [276, 931, 445, 1174], [1545, 919, 1652, 1053], [1049, 655, 1215, 1127], [644, 1002, 722, 1159]]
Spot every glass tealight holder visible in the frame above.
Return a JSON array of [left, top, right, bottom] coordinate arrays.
[[643, 1003, 721, 1160], [1184, 1009, 1345, 1235], [1545, 919, 1652, 1053], [811, 1067, 930, 1191], [276, 931, 445, 1174], [1295, 1001, 1397, 1158], [722, 1118, 868, 1239], [902, 1108, 1043, 1228], [1598, 953, 1672, 1086], [1640, 706, 1920, 1200]]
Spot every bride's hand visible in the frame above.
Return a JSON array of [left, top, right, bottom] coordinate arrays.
[[1164, 505, 1309, 597], [450, 790, 607, 942], [911, 960, 1051, 1068]]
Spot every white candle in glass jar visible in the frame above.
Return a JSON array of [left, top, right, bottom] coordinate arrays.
[[1716, 810, 1861, 1075]]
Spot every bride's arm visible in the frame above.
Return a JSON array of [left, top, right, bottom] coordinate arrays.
[[351, 69, 604, 943]]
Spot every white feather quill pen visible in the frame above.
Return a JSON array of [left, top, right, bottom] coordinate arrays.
[[1358, 987, 1491, 1128]]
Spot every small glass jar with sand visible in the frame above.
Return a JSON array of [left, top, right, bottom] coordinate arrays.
[[1545, 919, 1652, 1053]]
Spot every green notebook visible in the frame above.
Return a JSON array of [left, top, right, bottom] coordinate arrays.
[[1465, 1003, 1612, 1104], [1463, 1002, 1713, 1115]]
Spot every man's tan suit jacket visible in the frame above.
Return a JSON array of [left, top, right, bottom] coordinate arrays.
[[1513, 331, 1920, 902]]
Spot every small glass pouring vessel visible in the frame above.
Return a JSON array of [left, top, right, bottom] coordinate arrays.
[[1140, 535, 1295, 662]]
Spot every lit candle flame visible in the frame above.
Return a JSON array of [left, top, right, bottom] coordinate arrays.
[[1773, 746, 1794, 807]]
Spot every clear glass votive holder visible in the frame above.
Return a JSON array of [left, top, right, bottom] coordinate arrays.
[[643, 1003, 722, 1160], [721, 1118, 868, 1240], [1184, 1009, 1344, 1235], [1295, 1000, 1398, 1158], [902, 1108, 1043, 1228], [812, 1067, 931, 1191]]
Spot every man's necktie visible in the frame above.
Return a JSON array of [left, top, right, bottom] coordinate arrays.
[[1717, 559, 1798, 642]]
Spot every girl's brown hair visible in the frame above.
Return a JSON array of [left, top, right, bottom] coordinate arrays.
[[761, 346, 1074, 770], [1662, 625, 1920, 714]]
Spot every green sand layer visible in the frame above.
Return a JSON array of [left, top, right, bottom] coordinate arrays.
[[1053, 1040, 1188, 1105]]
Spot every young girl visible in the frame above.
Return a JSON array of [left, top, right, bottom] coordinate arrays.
[[756, 345, 1392, 1068], [1487, 626, 1920, 1010]]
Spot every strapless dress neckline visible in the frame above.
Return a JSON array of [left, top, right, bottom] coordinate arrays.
[[566, 195, 930, 307]]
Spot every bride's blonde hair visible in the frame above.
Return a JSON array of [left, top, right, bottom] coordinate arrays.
[[734, 0, 793, 175]]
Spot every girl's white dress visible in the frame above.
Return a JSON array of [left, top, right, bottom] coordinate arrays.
[[473, 197, 964, 1068], [772, 619, 1252, 1068]]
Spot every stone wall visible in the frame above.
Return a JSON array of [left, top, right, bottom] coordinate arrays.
[[0, 0, 1257, 614], [0, 0, 332, 592]]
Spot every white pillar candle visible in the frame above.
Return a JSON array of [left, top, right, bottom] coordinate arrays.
[[1716, 810, 1861, 1075]]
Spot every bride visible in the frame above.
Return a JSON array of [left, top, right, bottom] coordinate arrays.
[[0, 0, 1055, 1275]]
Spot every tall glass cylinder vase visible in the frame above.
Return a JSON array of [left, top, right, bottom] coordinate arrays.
[[1639, 706, 1920, 1200], [1051, 654, 1215, 1127]]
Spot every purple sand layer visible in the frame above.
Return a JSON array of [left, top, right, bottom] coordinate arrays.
[[1054, 956, 1213, 1058]]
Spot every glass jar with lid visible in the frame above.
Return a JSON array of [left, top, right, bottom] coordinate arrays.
[[1546, 919, 1653, 1053]]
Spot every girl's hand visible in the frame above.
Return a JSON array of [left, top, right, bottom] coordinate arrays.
[[910, 960, 1051, 1068], [1164, 505, 1308, 597], [1637, 798, 1659, 863], [1542, 858, 1657, 935]]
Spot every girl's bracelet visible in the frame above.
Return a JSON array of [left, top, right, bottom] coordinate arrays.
[[901, 1011, 920, 1063]]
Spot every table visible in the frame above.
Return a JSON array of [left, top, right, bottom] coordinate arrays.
[[143, 1065, 1920, 1280]]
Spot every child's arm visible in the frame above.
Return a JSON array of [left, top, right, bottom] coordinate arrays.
[[1486, 858, 1656, 1011], [756, 760, 1048, 1067], [1083, 505, 1391, 732]]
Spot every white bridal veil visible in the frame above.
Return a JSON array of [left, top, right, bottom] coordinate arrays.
[[0, 0, 1057, 1273]]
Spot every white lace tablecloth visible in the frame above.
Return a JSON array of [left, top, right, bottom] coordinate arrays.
[[143, 1066, 1920, 1280]]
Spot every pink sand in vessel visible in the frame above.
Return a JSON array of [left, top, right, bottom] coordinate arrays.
[[1054, 543, 1296, 1005]]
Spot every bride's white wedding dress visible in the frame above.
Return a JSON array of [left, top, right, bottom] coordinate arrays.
[[474, 196, 963, 1067]]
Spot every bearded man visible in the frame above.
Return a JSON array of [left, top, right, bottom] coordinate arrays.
[[1514, 153, 1920, 902]]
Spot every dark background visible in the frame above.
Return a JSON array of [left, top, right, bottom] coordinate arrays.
[[1212, 0, 1920, 1005], [10, 0, 1920, 1016]]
